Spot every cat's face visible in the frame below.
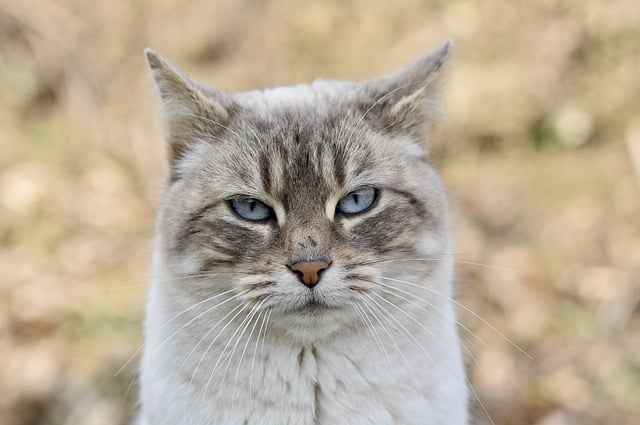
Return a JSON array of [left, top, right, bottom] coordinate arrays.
[[148, 44, 452, 341]]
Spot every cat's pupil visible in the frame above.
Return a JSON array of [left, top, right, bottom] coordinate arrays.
[[352, 193, 359, 205]]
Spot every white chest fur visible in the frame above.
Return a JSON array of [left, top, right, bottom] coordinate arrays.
[[138, 282, 468, 425]]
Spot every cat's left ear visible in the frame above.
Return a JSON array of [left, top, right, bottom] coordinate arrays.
[[360, 41, 452, 143]]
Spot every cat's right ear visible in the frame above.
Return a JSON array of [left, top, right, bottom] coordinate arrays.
[[145, 49, 231, 167]]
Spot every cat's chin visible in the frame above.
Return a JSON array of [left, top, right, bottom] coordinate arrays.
[[292, 299, 336, 314], [272, 299, 353, 342]]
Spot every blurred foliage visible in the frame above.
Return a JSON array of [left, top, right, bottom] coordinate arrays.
[[0, 0, 639, 424]]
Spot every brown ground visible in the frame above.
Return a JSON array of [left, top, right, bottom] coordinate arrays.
[[1, 1, 639, 424]]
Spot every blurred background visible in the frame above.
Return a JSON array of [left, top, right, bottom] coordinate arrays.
[[1, 0, 639, 424]]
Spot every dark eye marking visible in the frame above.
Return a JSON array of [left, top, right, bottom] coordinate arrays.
[[185, 201, 224, 226], [351, 205, 406, 251], [200, 256, 238, 271], [384, 188, 428, 220], [199, 219, 268, 271], [176, 206, 267, 259], [174, 201, 224, 251]]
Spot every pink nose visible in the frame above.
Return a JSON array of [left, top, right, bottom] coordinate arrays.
[[288, 259, 332, 288]]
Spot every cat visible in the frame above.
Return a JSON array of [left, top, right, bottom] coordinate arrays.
[[137, 41, 468, 425]]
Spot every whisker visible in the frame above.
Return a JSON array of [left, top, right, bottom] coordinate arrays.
[[232, 306, 266, 406], [202, 299, 266, 399], [360, 276, 486, 350], [217, 300, 266, 397], [468, 378, 497, 425], [352, 254, 519, 273], [370, 291, 497, 425], [358, 297, 392, 363], [347, 254, 447, 268], [102, 271, 255, 292], [249, 306, 269, 409], [368, 292, 436, 363], [260, 309, 272, 361], [373, 292, 495, 425], [365, 286, 475, 359], [149, 290, 250, 359], [358, 294, 422, 390], [114, 288, 241, 376], [379, 276, 533, 359], [123, 370, 139, 403], [181, 302, 246, 370], [367, 282, 499, 425], [190, 302, 252, 384], [351, 303, 387, 360]]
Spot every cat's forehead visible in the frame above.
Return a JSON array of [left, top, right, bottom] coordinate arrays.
[[217, 88, 381, 209], [234, 79, 357, 113]]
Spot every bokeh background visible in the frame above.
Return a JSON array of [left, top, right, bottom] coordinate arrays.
[[1, 1, 639, 424]]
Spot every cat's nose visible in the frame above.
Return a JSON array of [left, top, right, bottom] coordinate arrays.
[[287, 258, 332, 288]]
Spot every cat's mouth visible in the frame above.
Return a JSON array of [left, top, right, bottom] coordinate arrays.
[[294, 297, 336, 314]]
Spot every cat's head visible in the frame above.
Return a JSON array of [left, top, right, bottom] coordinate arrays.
[[147, 43, 453, 341]]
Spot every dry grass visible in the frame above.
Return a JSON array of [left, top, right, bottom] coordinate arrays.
[[1, 1, 639, 424]]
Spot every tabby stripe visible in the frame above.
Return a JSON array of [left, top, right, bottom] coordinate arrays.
[[385, 187, 428, 220], [332, 143, 346, 186], [259, 151, 272, 193]]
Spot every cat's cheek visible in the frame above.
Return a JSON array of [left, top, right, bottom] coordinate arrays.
[[171, 255, 203, 276], [333, 216, 365, 234], [161, 236, 208, 276], [414, 229, 445, 257], [269, 270, 310, 296]]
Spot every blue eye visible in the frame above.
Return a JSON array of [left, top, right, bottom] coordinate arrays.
[[336, 187, 378, 216], [229, 198, 273, 222]]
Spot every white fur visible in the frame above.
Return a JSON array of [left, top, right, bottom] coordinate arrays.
[[138, 235, 468, 425]]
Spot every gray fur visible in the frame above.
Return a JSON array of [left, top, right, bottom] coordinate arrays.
[[139, 42, 468, 425]]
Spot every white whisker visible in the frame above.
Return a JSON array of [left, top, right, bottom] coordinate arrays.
[[218, 300, 265, 399], [114, 288, 240, 376], [232, 306, 266, 406], [249, 306, 269, 409], [357, 294, 422, 390], [202, 299, 265, 399], [367, 290, 495, 424], [366, 286, 475, 359], [368, 292, 435, 363], [358, 296, 392, 363], [181, 302, 245, 370], [191, 302, 251, 384], [365, 278, 485, 352], [362, 254, 520, 273], [352, 302, 388, 361], [379, 276, 533, 359], [151, 290, 250, 357]]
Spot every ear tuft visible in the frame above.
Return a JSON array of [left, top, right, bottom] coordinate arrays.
[[144, 48, 163, 70], [361, 41, 453, 140], [144, 48, 229, 119], [144, 48, 231, 170]]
